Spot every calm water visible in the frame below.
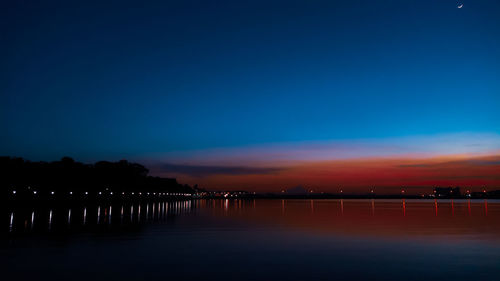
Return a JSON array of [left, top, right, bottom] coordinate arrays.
[[2, 199, 500, 281]]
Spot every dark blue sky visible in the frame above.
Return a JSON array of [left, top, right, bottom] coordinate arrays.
[[1, 0, 499, 163]]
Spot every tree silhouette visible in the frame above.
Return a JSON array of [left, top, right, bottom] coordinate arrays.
[[0, 157, 194, 200]]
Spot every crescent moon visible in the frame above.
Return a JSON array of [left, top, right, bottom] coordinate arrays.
[[458, 4, 463, 8]]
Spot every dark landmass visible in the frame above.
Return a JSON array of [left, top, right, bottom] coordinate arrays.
[[1, 156, 195, 201]]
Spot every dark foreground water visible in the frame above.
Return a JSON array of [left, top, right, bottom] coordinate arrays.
[[1, 199, 500, 281]]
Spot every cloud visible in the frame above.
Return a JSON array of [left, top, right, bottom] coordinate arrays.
[[398, 164, 434, 168], [158, 163, 284, 177], [467, 160, 500, 166], [398, 156, 500, 168]]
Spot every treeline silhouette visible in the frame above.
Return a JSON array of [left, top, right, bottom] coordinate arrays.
[[1, 157, 195, 200]]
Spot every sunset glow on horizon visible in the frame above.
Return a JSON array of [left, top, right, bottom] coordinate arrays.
[[150, 133, 500, 193]]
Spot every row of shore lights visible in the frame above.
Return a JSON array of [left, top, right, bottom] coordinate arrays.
[[11, 190, 192, 196], [336, 187, 406, 194], [280, 187, 404, 194], [338, 187, 488, 195]]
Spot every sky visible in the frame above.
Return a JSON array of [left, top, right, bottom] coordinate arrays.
[[1, 1, 499, 193]]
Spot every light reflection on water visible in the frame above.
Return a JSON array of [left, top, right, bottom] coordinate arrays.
[[215, 199, 499, 241], [30, 211, 34, 230], [9, 212, 13, 232], [2, 199, 500, 281], [48, 209, 52, 230], [3, 199, 497, 238], [3, 200, 194, 234]]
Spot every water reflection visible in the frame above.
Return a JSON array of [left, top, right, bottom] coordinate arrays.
[[137, 205, 141, 222], [3, 199, 500, 281], [48, 210, 52, 230], [130, 205, 134, 221], [3, 199, 500, 240], [220, 199, 500, 240], [31, 211, 34, 230], [191, 199, 500, 241], [9, 212, 13, 232], [4, 200, 195, 234]]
